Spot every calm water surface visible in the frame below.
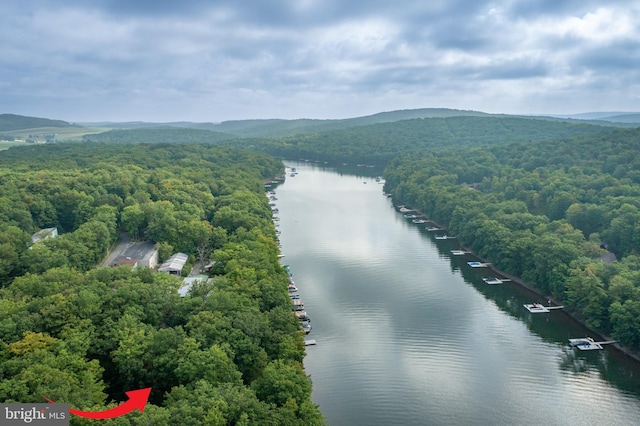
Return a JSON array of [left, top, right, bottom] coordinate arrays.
[[273, 161, 640, 426]]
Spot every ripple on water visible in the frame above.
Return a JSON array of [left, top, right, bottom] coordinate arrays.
[[280, 163, 640, 426]]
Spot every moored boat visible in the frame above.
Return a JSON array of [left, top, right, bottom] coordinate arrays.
[[300, 320, 312, 334], [468, 261, 490, 268], [524, 303, 550, 312], [524, 303, 563, 313], [569, 337, 601, 350], [568, 337, 616, 350], [295, 310, 310, 321]]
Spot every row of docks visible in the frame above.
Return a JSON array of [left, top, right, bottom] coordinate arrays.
[[395, 203, 615, 351], [267, 188, 315, 344]]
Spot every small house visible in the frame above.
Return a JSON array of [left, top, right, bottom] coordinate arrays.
[[31, 227, 58, 244]]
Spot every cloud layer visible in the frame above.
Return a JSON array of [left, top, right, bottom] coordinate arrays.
[[1, 0, 639, 121]]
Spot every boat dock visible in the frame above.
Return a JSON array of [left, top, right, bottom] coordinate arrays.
[[468, 261, 490, 268], [305, 339, 317, 346], [450, 250, 469, 255], [569, 337, 616, 351], [435, 234, 455, 240], [524, 303, 563, 313], [271, 193, 314, 338], [483, 277, 510, 285]]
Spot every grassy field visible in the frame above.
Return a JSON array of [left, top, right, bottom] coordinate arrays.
[[0, 141, 25, 151], [1, 126, 110, 142]]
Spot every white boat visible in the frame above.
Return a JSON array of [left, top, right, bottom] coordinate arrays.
[[524, 303, 563, 313], [569, 337, 616, 350], [435, 235, 455, 240], [450, 250, 468, 255], [425, 226, 442, 232], [483, 277, 504, 285], [524, 303, 549, 312], [468, 261, 490, 268], [295, 310, 310, 321], [412, 219, 427, 224], [292, 299, 304, 310], [569, 337, 602, 350], [300, 320, 312, 334]]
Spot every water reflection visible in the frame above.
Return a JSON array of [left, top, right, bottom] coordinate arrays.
[[277, 161, 640, 426], [421, 216, 640, 398]]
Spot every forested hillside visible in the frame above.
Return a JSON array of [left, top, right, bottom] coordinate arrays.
[[235, 116, 618, 165], [83, 115, 618, 166], [0, 143, 323, 425], [0, 114, 73, 132], [211, 108, 492, 137], [383, 127, 640, 352], [83, 108, 493, 138], [82, 127, 237, 144]]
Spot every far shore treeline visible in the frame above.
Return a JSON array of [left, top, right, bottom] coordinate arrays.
[[383, 128, 640, 353], [2, 110, 640, 424]]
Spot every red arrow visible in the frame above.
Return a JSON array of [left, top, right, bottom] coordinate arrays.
[[69, 388, 152, 419]]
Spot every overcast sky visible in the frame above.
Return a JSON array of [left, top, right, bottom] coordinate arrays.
[[2, 1, 639, 122]]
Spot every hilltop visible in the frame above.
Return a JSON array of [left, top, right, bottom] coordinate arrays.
[[78, 108, 493, 138], [0, 113, 74, 132]]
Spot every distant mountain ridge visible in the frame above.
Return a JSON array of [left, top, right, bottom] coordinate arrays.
[[80, 108, 495, 138], [0, 114, 73, 132], [5, 107, 638, 139], [598, 113, 640, 123], [551, 112, 640, 123]]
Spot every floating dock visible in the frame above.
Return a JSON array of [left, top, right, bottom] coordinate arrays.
[[569, 337, 616, 351], [483, 277, 509, 285], [450, 250, 469, 255], [305, 339, 317, 346], [435, 235, 455, 240], [524, 303, 563, 313]]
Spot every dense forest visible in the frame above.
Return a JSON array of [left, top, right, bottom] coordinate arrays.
[[383, 127, 640, 352], [3, 109, 640, 422], [83, 128, 237, 145], [84, 115, 620, 166], [0, 143, 323, 425]]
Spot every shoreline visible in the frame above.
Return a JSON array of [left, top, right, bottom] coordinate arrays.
[[414, 211, 640, 364]]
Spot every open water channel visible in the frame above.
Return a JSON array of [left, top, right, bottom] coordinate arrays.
[[272, 161, 640, 426]]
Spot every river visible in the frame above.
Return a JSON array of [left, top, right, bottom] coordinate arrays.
[[271, 161, 640, 426]]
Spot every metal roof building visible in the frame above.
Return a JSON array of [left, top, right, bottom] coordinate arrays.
[[112, 241, 158, 269], [157, 252, 189, 275]]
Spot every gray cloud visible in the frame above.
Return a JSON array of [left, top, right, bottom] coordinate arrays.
[[0, 0, 639, 121]]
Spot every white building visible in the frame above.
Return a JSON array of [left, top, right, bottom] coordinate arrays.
[[31, 227, 58, 244], [157, 252, 189, 276]]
